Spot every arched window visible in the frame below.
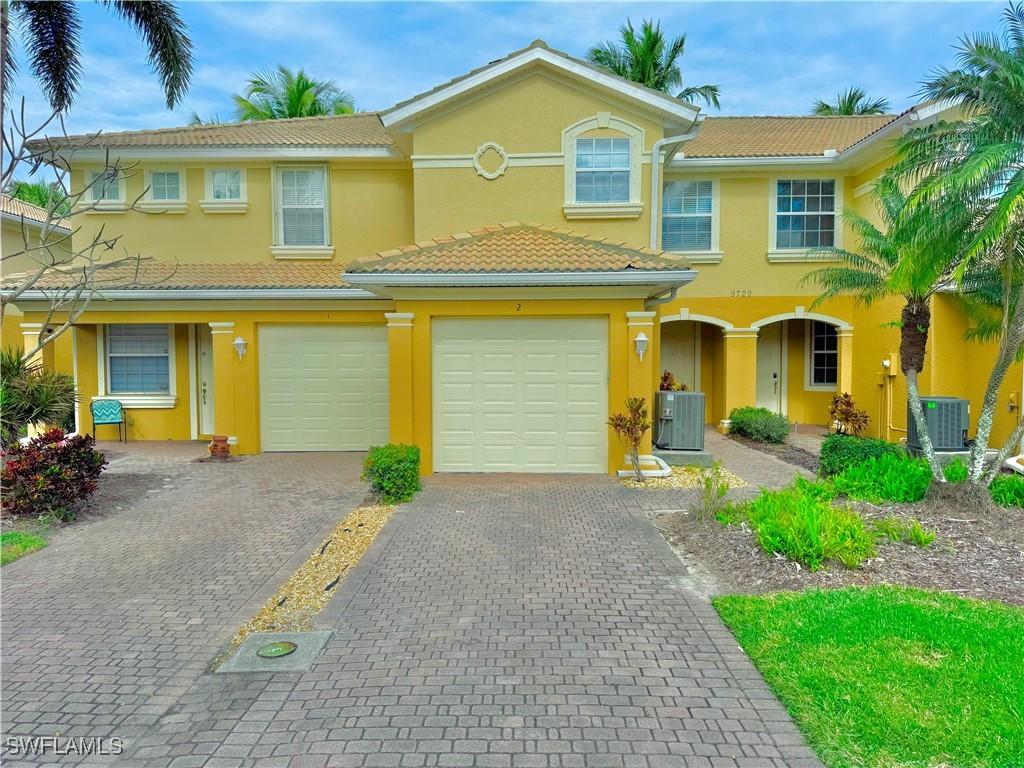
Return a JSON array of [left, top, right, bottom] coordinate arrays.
[[562, 113, 644, 219]]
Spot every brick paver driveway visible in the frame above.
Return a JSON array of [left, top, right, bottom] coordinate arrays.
[[119, 473, 821, 768]]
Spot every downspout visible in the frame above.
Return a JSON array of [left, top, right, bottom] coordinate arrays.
[[649, 116, 705, 250]]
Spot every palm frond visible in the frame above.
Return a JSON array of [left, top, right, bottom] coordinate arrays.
[[10, 0, 83, 112]]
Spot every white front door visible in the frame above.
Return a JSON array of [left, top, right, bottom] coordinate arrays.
[[432, 317, 608, 473], [258, 325, 389, 451], [197, 324, 215, 435], [756, 322, 784, 413]]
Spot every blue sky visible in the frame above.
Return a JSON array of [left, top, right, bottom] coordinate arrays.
[[6, 1, 1006, 137]]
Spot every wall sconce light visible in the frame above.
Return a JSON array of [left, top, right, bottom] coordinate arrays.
[[634, 331, 649, 361], [232, 336, 247, 360]]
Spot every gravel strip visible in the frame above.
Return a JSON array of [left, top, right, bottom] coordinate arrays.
[[621, 465, 748, 490]]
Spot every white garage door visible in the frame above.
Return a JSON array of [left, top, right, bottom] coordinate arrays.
[[433, 317, 607, 473], [259, 325, 388, 451]]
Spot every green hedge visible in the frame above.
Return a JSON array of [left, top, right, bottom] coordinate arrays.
[[362, 444, 421, 504], [728, 407, 791, 443], [819, 434, 901, 476]]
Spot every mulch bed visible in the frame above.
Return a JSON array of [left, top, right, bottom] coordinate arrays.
[[652, 500, 1024, 606], [727, 434, 820, 473]]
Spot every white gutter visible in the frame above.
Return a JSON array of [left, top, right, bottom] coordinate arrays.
[[1, 211, 71, 234], [7, 288, 378, 301], [649, 118, 704, 249], [344, 269, 698, 287]]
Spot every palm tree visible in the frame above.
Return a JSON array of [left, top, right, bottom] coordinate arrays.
[[232, 66, 355, 121], [812, 86, 891, 116], [802, 174, 971, 481], [895, 2, 1024, 485], [587, 19, 720, 108], [2, 0, 193, 112], [6, 179, 70, 216]]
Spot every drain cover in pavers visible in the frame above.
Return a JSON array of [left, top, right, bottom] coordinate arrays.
[[216, 631, 332, 673]]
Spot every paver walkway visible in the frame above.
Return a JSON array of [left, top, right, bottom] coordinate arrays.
[[122, 474, 821, 768], [1, 444, 367, 767]]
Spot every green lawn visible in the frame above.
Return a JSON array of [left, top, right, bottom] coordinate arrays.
[[714, 587, 1024, 768], [0, 530, 47, 565]]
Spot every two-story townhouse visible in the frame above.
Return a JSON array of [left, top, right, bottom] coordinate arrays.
[[9, 41, 1021, 474]]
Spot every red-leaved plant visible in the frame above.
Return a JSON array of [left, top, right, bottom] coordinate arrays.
[[1, 429, 107, 521], [608, 397, 652, 482], [829, 392, 870, 436]]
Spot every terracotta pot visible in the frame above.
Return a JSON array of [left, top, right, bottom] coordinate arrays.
[[209, 435, 230, 459]]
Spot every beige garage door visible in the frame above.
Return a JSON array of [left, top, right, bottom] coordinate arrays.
[[433, 317, 608, 473], [259, 325, 388, 451]]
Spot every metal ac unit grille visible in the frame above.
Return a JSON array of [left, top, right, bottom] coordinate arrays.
[[656, 391, 705, 451], [907, 397, 969, 452]]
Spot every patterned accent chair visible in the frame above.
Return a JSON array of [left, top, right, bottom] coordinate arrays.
[[90, 399, 126, 442]]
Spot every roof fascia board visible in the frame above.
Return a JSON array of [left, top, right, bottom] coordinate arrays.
[[345, 269, 698, 287], [42, 146, 402, 162], [5, 288, 377, 300], [382, 47, 699, 128], [1, 211, 70, 234]]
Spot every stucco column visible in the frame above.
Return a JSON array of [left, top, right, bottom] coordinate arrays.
[[719, 327, 759, 433], [386, 313, 415, 445], [20, 323, 51, 437], [837, 326, 854, 395], [626, 311, 656, 456], [208, 322, 238, 449]]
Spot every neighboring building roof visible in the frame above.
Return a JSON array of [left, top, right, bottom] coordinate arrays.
[[1, 194, 71, 232], [27, 113, 392, 151], [382, 39, 699, 129], [347, 222, 686, 274], [7, 261, 352, 291], [682, 115, 899, 158]]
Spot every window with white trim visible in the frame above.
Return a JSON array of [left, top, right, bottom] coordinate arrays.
[[662, 180, 712, 251], [575, 138, 630, 203], [88, 169, 122, 202], [150, 170, 181, 201], [276, 167, 328, 246], [106, 325, 171, 394], [776, 179, 835, 249], [211, 169, 242, 200], [807, 321, 838, 387]]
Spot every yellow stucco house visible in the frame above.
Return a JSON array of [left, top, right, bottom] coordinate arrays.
[[6, 41, 1020, 474]]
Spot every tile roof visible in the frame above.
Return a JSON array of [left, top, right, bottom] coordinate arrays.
[[9, 261, 351, 291], [29, 113, 392, 150], [683, 115, 899, 158], [346, 223, 687, 274], [1, 195, 71, 231]]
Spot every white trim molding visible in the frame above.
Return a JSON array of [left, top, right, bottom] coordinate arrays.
[[201, 167, 248, 213], [751, 307, 852, 332], [626, 310, 657, 327], [804, 319, 841, 392], [137, 168, 188, 213], [270, 246, 336, 260], [345, 269, 698, 290], [384, 312, 415, 328], [96, 323, 178, 409], [562, 113, 645, 219], [209, 321, 235, 335], [661, 176, 721, 259], [660, 309, 734, 330], [471, 142, 509, 180], [11, 287, 375, 301], [767, 175, 844, 260]]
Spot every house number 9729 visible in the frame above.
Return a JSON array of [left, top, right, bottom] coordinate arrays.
[[730, 289, 753, 298]]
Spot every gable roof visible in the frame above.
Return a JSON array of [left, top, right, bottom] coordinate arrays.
[[682, 115, 899, 159], [27, 113, 392, 152], [1, 194, 71, 232], [381, 39, 700, 130]]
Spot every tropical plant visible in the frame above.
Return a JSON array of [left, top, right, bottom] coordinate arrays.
[[989, 474, 1024, 507], [6, 179, 70, 216], [233, 66, 355, 121], [895, 3, 1024, 486], [832, 452, 933, 504], [802, 173, 972, 480], [829, 392, 869, 436], [609, 397, 652, 481], [812, 86, 891, 116], [2, 0, 193, 111], [0, 347, 76, 448], [586, 19, 720, 108], [727, 406, 791, 444]]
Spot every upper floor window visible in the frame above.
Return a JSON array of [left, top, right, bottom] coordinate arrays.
[[276, 166, 328, 247], [775, 179, 835, 249], [663, 180, 712, 251], [575, 138, 630, 203], [88, 169, 122, 202], [807, 321, 838, 388], [211, 169, 242, 200], [106, 324, 171, 394], [150, 170, 182, 201]]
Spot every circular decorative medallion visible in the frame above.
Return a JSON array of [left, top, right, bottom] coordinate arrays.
[[256, 641, 298, 658], [472, 142, 509, 180]]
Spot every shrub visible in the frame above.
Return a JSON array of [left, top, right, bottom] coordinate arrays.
[[728, 407, 791, 444], [1, 348, 77, 449], [609, 397, 652, 481], [990, 474, 1024, 508], [1, 429, 106, 520], [872, 516, 936, 547], [829, 392, 870, 436], [943, 458, 968, 484], [735, 478, 876, 570], [832, 452, 932, 504], [819, 434, 901, 477], [694, 461, 730, 522], [362, 444, 421, 504]]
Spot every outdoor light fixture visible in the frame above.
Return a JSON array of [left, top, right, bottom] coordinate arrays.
[[232, 336, 247, 360], [634, 331, 649, 361]]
